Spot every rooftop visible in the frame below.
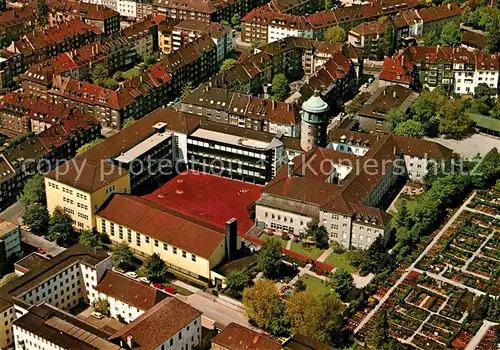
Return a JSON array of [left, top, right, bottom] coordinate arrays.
[[142, 170, 262, 234], [357, 85, 419, 120], [211, 323, 281, 350], [14, 252, 51, 275]]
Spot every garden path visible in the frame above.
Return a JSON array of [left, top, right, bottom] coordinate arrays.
[[316, 248, 333, 263], [465, 320, 498, 350]]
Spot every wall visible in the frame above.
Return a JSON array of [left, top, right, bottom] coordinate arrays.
[[403, 154, 427, 183], [0, 306, 15, 349], [255, 203, 314, 236], [14, 324, 64, 350], [319, 211, 353, 247], [154, 316, 202, 350], [96, 293, 145, 323]]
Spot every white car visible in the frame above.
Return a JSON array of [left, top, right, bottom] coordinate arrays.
[[91, 311, 104, 319], [139, 277, 150, 284], [125, 271, 138, 279]]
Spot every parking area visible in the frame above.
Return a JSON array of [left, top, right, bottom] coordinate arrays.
[[76, 306, 124, 334]]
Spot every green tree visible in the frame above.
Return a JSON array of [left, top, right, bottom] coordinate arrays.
[[306, 220, 329, 249], [181, 81, 193, 98], [123, 117, 136, 128], [242, 279, 283, 330], [258, 236, 282, 279], [328, 268, 354, 299], [144, 253, 166, 281], [471, 148, 500, 188], [79, 229, 102, 249], [142, 52, 158, 66], [285, 290, 344, 344], [22, 204, 49, 235], [231, 14, 241, 27], [112, 243, 135, 268], [367, 308, 390, 348], [220, 58, 236, 72], [225, 269, 252, 299], [323, 26, 346, 43], [386, 108, 408, 130], [77, 138, 104, 154], [19, 174, 45, 208], [221, 20, 230, 27], [474, 82, 493, 100], [37, 0, 49, 28], [91, 63, 110, 86], [395, 200, 411, 229], [394, 120, 426, 138], [271, 74, 290, 101], [440, 22, 462, 46], [423, 30, 439, 45], [376, 23, 396, 59], [323, 0, 332, 9], [344, 91, 371, 116], [438, 100, 473, 139], [48, 207, 75, 246], [294, 279, 307, 292], [93, 298, 110, 315], [103, 78, 118, 90]]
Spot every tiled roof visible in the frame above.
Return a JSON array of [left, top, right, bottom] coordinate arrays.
[[417, 2, 461, 22], [212, 323, 281, 350], [109, 295, 201, 350], [95, 271, 166, 310], [97, 195, 226, 259], [350, 20, 388, 36], [357, 85, 418, 120], [0, 8, 35, 31]]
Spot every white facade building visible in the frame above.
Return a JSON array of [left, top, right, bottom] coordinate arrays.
[[268, 25, 313, 43], [117, 0, 137, 18]]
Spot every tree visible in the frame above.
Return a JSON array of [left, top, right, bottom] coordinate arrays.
[[23, 204, 49, 235], [367, 308, 390, 349], [438, 100, 473, 139], [345, 91, 371, 116], [323, 0, 332, 9], [386, 108, 408, 130], [37, 0, 49, 28], [142, 52, 158, 66], [123, 117, 136, 128], [285, 290, 344, 344], [112, 243, 135, 268], [144, 253, 166, 281], [79, 229, 102, 249], [19, 174, 45, 208], [328, 268, 354, 299], [348, 236, 388, 275], [77, 138, 104, 154], [225, 269, 252, 298], [294, 279, 307, 292], [93, 298, 110, 315], [103, 78, 118, 90], [306, 220, 329, 249], [423, 30, 439, 45], [91, 63, 110, 86], [471, 148, 500, 188], [271, 74, 290, 101], [440, 22, 461, 46], [474, 82, 492, 100], [48, 207, 75, 246], [376, 23, 396, 59], [323, 26, 346, 43], [181, 81, 193, 98], [231, 14, 241, 28], [242, 279, 283, 330], [395, 200, 411, 229], [257, 236, 282, 279], [394, 120, 426, 138], [220, 58, 236, 72]]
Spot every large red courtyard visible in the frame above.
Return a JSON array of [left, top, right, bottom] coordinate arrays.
[[141, 171, 263, 233]]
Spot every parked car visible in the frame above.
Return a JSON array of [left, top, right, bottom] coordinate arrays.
[[21, 224, 31, 232], [153, 283, 164, 289], [91, 311, 104, 319], [164, 286, 177, 295], [112, 266, 125, 273], [139, 277, 150, 284], [125, 271, 138, 279]]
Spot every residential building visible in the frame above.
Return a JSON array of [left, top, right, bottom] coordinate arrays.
[[357, 85, 419, 133], [122, 17, 158, 57], [94, 270, 167, 323], [212, 323, 282, 350], [0, 219, 21, 267], [0, 50, 24, 89], [14, 252, 51, 276], [268, 0, 322, 15], [96, 194, 240, 281], [180, 85, 300, 137], [0, 244, 112, 349], [255, 131, 453, 247], [241, 0, 420, 44], [5, 19, 103, 67], [13, 303, 121, 350], [380, 46, 500, 94], [348, 21, 388, 58], [109, 296, 202, 350], [38, 0, 121, 36], [0, 8, 36, 44]]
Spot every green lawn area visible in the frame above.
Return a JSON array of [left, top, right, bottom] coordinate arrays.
[[261, 234, 288, 249], [298, 274, 331, 294], [122, 67, 141, 79], [324, 252, 357, 273], [390, 195, 420, 215], [290, 242, 325, 260]]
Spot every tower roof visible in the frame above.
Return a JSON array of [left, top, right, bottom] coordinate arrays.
[[302, 90, 329, 114]]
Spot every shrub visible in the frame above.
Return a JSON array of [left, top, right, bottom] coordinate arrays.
[[330, 241, 345, 254], [281, 232, 290, 241]]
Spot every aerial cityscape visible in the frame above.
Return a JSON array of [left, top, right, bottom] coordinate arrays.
[[0, 0, 499, 348]]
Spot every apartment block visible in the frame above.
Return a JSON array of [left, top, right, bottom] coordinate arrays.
[[0, 219, 21, 267]]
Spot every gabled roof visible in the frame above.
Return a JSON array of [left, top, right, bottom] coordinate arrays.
[[212, 323, 281, 350]]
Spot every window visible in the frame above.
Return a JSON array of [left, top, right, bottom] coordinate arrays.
[[128, 231, 132, 243], [155, 240, 159, 247], [173, 247, 177, 254], [163, 243, 168, 250], [191, 254, 196, 262], [145, 236, 150, 243], [182, 251, 187, 258]]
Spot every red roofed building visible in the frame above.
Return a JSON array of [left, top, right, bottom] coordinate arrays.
[[0, 9, 36, 43], [5, 19, 103, 67]]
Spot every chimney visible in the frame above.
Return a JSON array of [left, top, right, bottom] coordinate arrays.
[[288, 160, 294, 177], [447, 3, 451, 9], [225, 218, 237, 261], [383, 89, 387, 96], [393, 90, 397, 98], [126, 336, 134, 348], [91, 45, 95, 56]]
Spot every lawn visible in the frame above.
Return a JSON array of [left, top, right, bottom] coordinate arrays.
[[298, 274, 331, 294], [261, 234, 288, 249], [392, 195, 420, 214], [324, 252, 357, 273], [290, 241, 325, 260], [122, 66, 141, 79]]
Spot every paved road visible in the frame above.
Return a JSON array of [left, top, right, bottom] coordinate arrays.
[[354, 192, 475, 334], [21, 231, 66, 256], [180, 291, 252, 329]]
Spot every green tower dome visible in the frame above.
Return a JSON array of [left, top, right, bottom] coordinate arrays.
[[302, 90, 329, 114]]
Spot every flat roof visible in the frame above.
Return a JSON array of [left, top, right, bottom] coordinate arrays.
[[191, 128, 270, 150], [141, 170, 262, 234], [114, 131, 172, 164], [0, 219, 18, 238]]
